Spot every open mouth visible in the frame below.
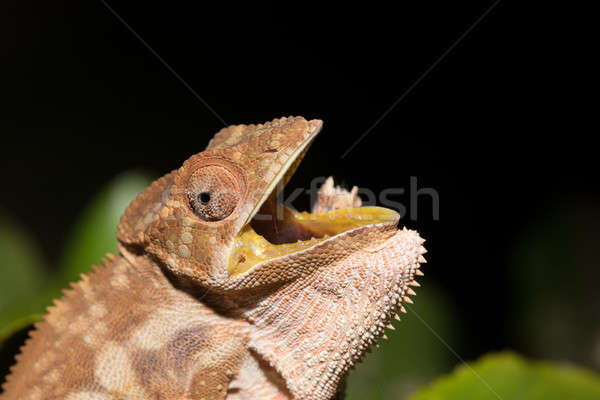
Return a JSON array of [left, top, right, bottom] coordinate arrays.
[[228, 202, 398, 276], [227, 133, 399, 276]]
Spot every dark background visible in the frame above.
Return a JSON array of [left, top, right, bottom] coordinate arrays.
[[2, 0, 598, 390]]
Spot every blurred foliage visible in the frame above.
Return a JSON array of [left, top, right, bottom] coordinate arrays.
[[410, 352, 600, 400], [0, 211, 47, 341], [0, 171, 153, 342], [510, 199, 600, 370], [57, 171, 154, 283]]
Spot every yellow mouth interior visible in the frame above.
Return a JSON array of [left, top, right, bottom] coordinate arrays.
[[228, 205, 398, 276]]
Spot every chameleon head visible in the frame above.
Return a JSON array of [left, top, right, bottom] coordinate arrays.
[[117, 116, 399, 285], [118, 116, 317, 283], [117, 116, 426, 399]]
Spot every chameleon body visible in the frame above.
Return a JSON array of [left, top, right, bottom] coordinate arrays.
[[1, 117, 426, 400]]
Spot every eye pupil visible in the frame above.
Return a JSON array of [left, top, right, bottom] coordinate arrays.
[[198, 192, 211, 204]]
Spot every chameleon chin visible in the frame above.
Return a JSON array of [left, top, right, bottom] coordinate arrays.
[[1, 117, 426, 400]]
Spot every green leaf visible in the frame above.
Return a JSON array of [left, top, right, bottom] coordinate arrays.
[[0, 314, 43, 343], [57, 170, 154, 283], [409, 352, 600, 400], [0, 211, 47, 340]]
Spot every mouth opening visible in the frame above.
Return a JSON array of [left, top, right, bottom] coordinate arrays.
[[226, 122, 398, 277], [228, 186, 398, 277]]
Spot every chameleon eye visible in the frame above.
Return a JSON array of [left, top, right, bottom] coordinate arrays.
[[188, 165, 241, 221]]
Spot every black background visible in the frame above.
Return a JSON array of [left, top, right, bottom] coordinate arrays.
[[2, 0, 598, 381]]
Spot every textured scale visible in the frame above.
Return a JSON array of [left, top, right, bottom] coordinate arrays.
[[1, 117, 426, 400], [4, 255, 249, 399]]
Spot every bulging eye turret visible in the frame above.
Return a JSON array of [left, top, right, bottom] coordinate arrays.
[[188, 165, 241, 221]]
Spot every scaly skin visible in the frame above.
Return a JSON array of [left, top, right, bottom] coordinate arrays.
[[1, 116, 426, 400]]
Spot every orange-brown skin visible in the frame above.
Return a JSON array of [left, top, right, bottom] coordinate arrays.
[[1, 117, 426, 400]]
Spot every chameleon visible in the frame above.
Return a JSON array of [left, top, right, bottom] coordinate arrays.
[[1, 116, 426, 400]]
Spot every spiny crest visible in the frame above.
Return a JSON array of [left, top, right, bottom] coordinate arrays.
[[2, 253, 123, 393]]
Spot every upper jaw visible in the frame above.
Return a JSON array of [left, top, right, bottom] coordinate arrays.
[[240, 119, 322, 229]]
